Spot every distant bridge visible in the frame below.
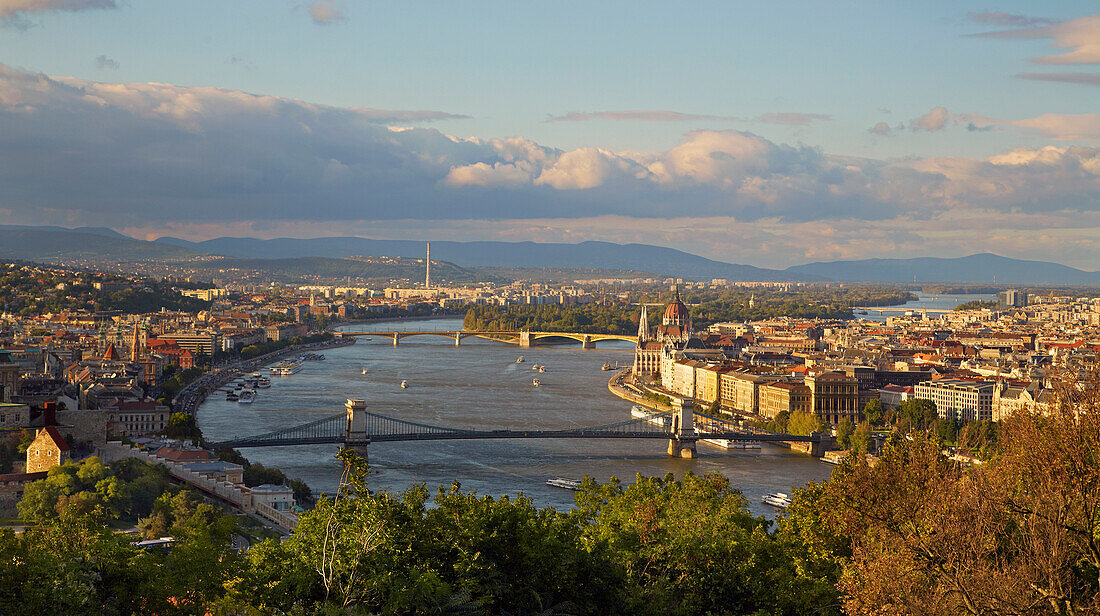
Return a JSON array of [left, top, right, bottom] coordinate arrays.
[[853, 307, 953, 316], [210, 398, 826, 460], [334, 329, 638, 349]]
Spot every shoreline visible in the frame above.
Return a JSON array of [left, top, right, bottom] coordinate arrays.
[[174, 336, 357, 416]]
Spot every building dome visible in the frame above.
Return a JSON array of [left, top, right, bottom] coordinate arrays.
[[661, 289, 689, 327], [663, 298, 689, 323]]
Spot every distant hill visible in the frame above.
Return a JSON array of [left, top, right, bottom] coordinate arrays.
[[154, 236, 802, 281], [786, 253, 1100, 285], [4, 226, 1097, 285], [0, 229, 202, 264], [188, 256, 492, 285]]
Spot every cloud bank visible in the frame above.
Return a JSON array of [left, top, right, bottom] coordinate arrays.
[[2, 65, 1100, 267], [0, 0, 114, 17]]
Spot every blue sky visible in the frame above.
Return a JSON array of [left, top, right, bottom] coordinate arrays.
[[1, 1, 1099, 267]]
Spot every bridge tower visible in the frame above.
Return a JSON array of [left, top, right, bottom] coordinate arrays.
[[667, 397, 698, 458], [345, 398, 371, 461]]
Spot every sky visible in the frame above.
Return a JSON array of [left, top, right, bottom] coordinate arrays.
[[1, 0, 1099, 269]]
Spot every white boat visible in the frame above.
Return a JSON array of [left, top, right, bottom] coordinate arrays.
[[270, 360, 303, 376], [516, 356, 525, 363], [545, 477, 581, 490], [702, 438, 762, 450], [538, 366, 546, 373], [531, 363, 540, 371], [400, 380, 408, 389], [601, 362, 612, 371], [761, 492, 792, 509], [532, 378, 541, 387], [238, 389, 256, 404], [631, 406, 671, 428], [361, 368, 369, 375], [254, 377, 271, 389]]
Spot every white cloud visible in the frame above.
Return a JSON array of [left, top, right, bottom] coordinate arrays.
[[545, 110, 741, 123], [869, 121, 891, 135], [972, 13, 1100, 65], [756, 112, 831, 126], [911, 106, 950, 131], [0, 0, 113, 17], [3, 64, 1100, 266], [306, 0, 345, 25]]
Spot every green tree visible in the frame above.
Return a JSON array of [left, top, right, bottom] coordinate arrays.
[[836, 417, 855, 449], [788, 410, 825, 436], [164, 412, 203, 443], [863, 399, 885, 426], [851, 420, 872, 454]]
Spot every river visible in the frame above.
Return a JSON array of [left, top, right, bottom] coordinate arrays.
[[859, 292, 997, 322], [196, 317, 833, 516]]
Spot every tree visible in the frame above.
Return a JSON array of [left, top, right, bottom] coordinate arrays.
[[850, 421, 871, 454], [164, 412, 203, 443], [863, 399, 885, 426], [836, 417, 855, 449], [788, 410, 825, 436], [803, 367, 1100, 615]]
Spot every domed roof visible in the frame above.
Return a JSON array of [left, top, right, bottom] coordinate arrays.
[[663, 297, 689, 321], [662, 289, 689, 323]]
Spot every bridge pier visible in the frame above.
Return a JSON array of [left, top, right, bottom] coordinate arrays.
[[454, 332, 462, 346], [392, 333, 400, 347], [519, 331, 533, 348], [667, 397, 698, 458], [581, 334, 594, 350], [345, 399, 371, 463]]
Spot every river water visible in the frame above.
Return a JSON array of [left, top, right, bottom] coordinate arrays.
[[196, 317, 832, 516], [859, 292, 997, 322]]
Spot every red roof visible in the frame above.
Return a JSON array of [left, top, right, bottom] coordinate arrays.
[[40, 425, 70, 452], [102, 343, 121, 361]]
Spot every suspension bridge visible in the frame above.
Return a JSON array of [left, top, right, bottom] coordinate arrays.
[[334, 329, 638, 349], [209, 398, 827, 460]]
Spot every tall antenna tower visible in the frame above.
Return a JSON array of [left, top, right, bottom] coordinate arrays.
[[425, 242, 431, 289]]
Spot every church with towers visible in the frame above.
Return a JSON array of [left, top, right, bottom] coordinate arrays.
[[633, 287, 696, 378]]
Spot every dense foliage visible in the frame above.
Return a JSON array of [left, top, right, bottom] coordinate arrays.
[[464, 286, 918, 336], [0, 262, 208, 316], [954, 299, 997, 311], [17, 457, 172, 525], [464, 303, 638, 334]]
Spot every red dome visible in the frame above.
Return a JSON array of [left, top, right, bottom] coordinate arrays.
[[663, 299, 688, 322]]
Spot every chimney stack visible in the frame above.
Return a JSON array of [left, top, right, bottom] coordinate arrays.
[[425, 242, 431, 289]]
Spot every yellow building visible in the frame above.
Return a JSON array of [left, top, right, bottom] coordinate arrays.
[[26, 426, 70, 473], [759, 382, 811, 419]]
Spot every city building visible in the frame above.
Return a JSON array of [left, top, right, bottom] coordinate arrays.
[[26, 425, 70, 473], [914, 379, 996, 422]]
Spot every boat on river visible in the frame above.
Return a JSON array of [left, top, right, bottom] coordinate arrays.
[[361, 368, 369, 375], [515, 356, 525, 363], [602, 362, 612, 371], [545, 477, 581, 490], [238, 389, 256, 404], [761, 492, 792, 509], [532, 378, 541, 387], [400, 380, 408, 389]]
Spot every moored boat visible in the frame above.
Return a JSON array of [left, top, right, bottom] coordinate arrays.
[[761, 492, 792, 509], [545, 477, 582, 490], [238, 389, 257, 404]]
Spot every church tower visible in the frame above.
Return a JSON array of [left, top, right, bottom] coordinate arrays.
[[637, 303, 649, 344]]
